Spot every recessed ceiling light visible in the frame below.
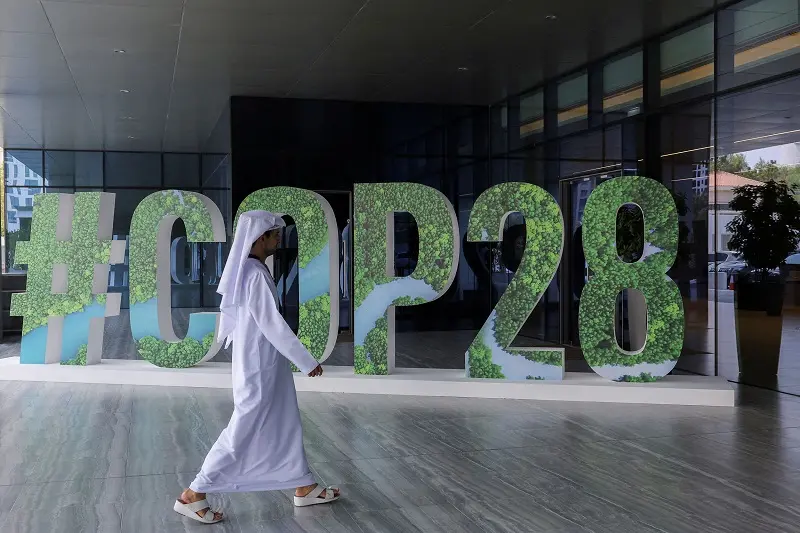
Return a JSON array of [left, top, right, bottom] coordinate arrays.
[[119, 89, 130, 93], [128, 136, 136, 139], [114, 48, 126, 54], [545, 14, 558, 20]]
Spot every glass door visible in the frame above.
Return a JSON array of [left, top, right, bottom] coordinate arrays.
[[559, 170, 628, 347]]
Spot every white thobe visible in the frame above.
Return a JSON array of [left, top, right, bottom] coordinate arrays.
[[190, 258, 319, 493]]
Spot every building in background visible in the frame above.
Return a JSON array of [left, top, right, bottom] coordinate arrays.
[[706, 171, 763, 253]]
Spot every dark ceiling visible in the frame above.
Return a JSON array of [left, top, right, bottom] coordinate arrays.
[[0, 0, 716, 152]]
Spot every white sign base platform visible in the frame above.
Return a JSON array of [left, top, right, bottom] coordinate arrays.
[[0, 358, 734, 406]]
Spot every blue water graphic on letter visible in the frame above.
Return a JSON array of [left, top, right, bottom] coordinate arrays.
[[130, 297, 216, 342], [354, 278, 437, 346], [20, 302, 106, 364], [299, 244, 330, 305]]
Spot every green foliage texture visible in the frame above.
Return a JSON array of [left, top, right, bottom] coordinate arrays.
[[61, 344, 88, 366], [579, 176, 684, 376], [465, 183, 565, 378], [236, 187, 335, 361], [129, 190, 219, 368], [11, 193, 113, 353], [132, 332, 214, 369], [354, 314, 387, 376], [298, 294, 330, 363], [353, 183, 457, 375], [135, 335, 203, 369], [353, 183, 456, 310], [467, 333, 504, 379], [129, 190, 215, 306], [620, 373, 658, 383]]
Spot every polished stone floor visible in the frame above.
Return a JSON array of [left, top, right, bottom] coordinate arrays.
[[1, 381, 800, 532]]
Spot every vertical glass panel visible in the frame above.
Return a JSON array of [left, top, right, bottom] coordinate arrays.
[[4, 187, 42, 274], [164, 153, 200, 188], [719, 0, 800, 88], [661, 19, 715, 101], [45, 151, 102, 188], [520, 90, 544, 140], [4, 151, 43, 274], [659, 101, 713, 376], [559, 130, 605, 178], [105, 152, 161, 187], [603, 49, 643, 121], [491, 104, 508, 154], [558, 73, 588, 132], [714, 75, 800, 394], [5, 150, 43, 187], [453, 114, 475, 157], [426, 128, 444, 157], [201, 154, 229, 188]]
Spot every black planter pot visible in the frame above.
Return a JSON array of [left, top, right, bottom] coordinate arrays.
[[734, 276, 786, 378], [735, 276, 786, 315]]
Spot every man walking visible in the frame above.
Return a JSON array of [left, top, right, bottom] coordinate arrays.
[[174, 210, 340, 524]]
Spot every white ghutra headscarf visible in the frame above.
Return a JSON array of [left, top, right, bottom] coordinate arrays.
[[217, 210, 286, 347]]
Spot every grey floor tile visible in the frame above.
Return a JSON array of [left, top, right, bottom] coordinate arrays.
[[397, 452, 537, 506], [6, 372, 800, 532], [225, 489, 295, 524], [416, 504, 486, 532], [1, 503, 122, 533], [125, 407, 214, 476], [410, 417, 543, 452], [341, 458, 450, 508], [350, 504, 484, 533], [0, 446, 37, 486], [238, 516, 336, 533], [24, 405, 130, 482], [457, 496, 583, 533], [333, 480, 420, 514], [0, 485, 19, 513], [238, 504, 361, 532], [11, 478, 125, 511], [301, 412, 394, 461], [311, 460, 376, 486]]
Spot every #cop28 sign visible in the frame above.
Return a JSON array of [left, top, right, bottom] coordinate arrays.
[[10, 177, 684, 383]]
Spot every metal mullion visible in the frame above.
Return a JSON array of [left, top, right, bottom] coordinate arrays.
[[713, 6, 721, 379]]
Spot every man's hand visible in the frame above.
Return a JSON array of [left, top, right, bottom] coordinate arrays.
[[308, 365, 323, 377]]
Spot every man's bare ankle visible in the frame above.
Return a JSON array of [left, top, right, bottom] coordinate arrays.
[[181, 489, 204, 503]]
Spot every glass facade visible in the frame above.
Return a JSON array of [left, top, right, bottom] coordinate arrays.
[[2, 150, 231, 314]]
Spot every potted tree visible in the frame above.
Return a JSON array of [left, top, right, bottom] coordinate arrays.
[[726, 179, 800, 377]]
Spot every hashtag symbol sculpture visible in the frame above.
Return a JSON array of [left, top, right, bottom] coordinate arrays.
[[10, 192, 125, 365]]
